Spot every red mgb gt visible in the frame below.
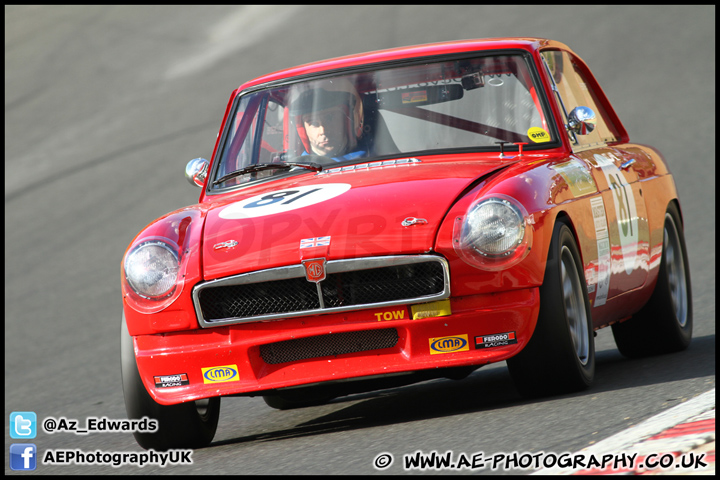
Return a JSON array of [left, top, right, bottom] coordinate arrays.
[[121, 38, 692, 450]]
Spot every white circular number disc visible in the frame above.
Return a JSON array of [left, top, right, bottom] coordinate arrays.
[[219, 183, 351, 219]]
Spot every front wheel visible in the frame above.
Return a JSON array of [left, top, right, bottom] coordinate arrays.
[[507, 221, 595, 397], [611, 202, 692, 357], [121, 315, 220, 450]]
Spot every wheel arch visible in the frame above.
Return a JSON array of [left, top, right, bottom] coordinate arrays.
[[532, 208, 581, 281]]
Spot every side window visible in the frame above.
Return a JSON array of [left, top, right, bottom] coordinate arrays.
[[542, 50, 618, 149]]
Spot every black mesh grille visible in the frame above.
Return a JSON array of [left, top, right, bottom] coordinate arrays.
[[198, 259, 446, 323], [259, 328, 399, 364], [199, 277, 320, 321], [321, 262, 445, 308]]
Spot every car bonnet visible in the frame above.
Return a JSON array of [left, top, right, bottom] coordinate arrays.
[[200, 159, 508, 281]]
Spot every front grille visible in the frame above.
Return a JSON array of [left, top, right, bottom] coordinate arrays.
[[320, 262, 444, 308], [199, 276, 320, 320], [260, 328, 399, 364], [193, 255, 449, 327]]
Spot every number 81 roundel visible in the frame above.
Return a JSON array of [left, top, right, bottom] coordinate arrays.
[[219, 184, 351, 219], [593, 154, 639, 276]]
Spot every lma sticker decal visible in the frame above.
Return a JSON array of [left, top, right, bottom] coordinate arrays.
[[201, 365, 239, 384], [429, 334, 469, 354], [219, 183, 351, 219]]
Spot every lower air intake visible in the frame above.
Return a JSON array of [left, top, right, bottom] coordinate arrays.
[[259, 328, 399, 365]]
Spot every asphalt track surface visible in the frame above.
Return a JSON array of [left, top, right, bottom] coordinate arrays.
[[5, 5, 715, 475]]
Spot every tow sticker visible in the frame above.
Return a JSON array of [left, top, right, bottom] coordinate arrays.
[[219, 183, 351, 219]]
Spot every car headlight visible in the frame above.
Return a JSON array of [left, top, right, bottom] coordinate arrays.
[[453, 195, 532, 271], [124, 240, 180, 300]]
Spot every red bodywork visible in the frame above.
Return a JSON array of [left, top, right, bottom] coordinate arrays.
[[122, 38, 680, 405]]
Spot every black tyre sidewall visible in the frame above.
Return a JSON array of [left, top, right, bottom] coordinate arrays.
[[611, 202, 692, 357], [508, 221, 595, 396]]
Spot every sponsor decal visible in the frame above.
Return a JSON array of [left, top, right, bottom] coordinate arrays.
[[475, 331, 518, 349], [527, 127, 551, 143], [374, 308, 407, 322], [590, 196, 611, 306], [402, 91, 428, 104], [219, 183, 351, 219], [593, 153, 639, 276], [300, 236, 331, 248], [550, 159, 597, 197], [429, 334, 469, 355], [201, 365, 239, 384], [302, 258, 326, 283], [153, 373, 190, 388], [411, 299, 451, 319]]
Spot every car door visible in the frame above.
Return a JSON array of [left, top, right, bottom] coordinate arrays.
[[541, 49, 650, 305]]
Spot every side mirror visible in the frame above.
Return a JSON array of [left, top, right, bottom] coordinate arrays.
[[567, 106, 596, 135], [185, 158, 209, 188]]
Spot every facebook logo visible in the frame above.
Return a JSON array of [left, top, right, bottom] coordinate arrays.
[[10, 444, 37, 470], [10, 411, 37, 439]]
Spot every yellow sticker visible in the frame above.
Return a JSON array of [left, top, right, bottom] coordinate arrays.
[[411, 299, 452, 320], [374, 308, 408, 322], [527, 127, 551, 143], [202, 364, 239, 384], [429, 334, 469, 355], [402, 91, 428, 104]]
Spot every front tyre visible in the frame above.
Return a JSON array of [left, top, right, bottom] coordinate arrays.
[[507, 221, 595, 397], [611, 202, 692, 357], [121, 315, 220, 450]]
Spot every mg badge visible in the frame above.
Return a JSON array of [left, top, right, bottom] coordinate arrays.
[[302, 258, 326, 283]]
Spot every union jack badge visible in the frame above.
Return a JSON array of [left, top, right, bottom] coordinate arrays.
[[300, 236, 331, 248]]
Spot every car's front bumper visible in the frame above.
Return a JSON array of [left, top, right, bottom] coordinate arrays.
[[134, 287, 539, 405]]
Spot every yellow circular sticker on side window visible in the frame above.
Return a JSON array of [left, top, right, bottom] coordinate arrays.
[[527, 127, 551, 143]]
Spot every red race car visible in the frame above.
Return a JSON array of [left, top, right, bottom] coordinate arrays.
[[121, 38, 691, 450]]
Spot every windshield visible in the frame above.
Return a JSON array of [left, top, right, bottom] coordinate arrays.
[[211, 53, 553, 190]]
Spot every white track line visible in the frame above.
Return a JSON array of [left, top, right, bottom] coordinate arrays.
[[533, 388, 716, 475]]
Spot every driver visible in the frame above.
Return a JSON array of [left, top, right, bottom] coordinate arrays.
[[289, 79, 367, 162]]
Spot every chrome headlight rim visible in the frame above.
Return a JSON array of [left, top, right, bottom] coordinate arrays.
[[465, 197, 526, 258], [123, 239, 181, 300], [453, 194, 533, 271]]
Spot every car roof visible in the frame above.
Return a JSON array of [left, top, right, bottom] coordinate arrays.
[[237, 37, 573, 92]]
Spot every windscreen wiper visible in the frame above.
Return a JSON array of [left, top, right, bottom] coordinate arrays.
[[213, 162, 323, 186]]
